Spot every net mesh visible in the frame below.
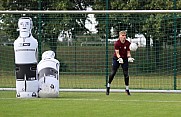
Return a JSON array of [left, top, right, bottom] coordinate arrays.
[[0, 0, 181, 91]]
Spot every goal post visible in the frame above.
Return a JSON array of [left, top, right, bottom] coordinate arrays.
[[0, 10, 181, 93], [0, 10, 181, 14]]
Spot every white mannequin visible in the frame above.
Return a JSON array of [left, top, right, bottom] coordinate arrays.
[[37, 50, 60, 98], [14, 17, 38, 98], [17, 17, 33, 37]]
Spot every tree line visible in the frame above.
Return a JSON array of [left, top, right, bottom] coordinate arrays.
[[0, 0, 181, 50]]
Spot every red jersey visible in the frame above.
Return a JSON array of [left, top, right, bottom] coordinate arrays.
[[113, 39, 131, 59]]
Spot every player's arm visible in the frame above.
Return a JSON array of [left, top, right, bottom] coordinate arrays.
[[115, 49, 123, 63], [127, 50, 134, 62], [115, 49, 121, 58], [127, 50, 131, 58]]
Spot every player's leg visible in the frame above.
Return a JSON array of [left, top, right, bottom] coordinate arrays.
[[121, 59, 131, 95], [106, 57, 120, 95]]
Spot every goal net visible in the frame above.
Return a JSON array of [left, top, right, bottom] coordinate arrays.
[[0, 10, 181, 93]]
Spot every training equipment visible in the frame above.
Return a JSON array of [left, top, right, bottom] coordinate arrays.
[[37, 51, 60, 98], [129, 43, 138, 51], [42, 50, 55, 60], [16, 79, 38, 98], [18, 17, 33, 38], [117, 57, 123, 63], [128, 57, 135, 62], [14, 17, 38, 98]]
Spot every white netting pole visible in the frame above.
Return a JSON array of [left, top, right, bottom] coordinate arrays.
[[0, 10, 181, 14]]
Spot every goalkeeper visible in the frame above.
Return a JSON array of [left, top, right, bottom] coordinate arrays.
[[106, 31, 134, 96]]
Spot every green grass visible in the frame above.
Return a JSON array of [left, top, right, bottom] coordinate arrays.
[[0, 91, 181, 117], [1, 74, 181, 89]]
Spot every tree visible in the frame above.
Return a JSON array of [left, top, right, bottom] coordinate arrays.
[[1, 0, 181, 53], [1, 0, 94, 54]]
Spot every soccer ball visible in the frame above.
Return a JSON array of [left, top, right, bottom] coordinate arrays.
[[129, 43, 138, 51]]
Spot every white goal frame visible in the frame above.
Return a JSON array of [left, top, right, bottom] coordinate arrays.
[[0, 10, 181, 14]]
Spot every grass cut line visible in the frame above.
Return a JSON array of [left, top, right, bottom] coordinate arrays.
[[1, 97, 181, 103]]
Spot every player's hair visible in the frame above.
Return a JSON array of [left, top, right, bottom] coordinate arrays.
[[119, 31, 126, 35]]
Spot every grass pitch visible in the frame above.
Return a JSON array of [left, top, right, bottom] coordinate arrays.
[[0, 91, 181, 117]]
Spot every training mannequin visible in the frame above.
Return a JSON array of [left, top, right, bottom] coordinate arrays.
[[37, 50, 60, 98], [14, 17, 38, 98]]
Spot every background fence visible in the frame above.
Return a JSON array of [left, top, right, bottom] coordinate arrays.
[[0, 0, 181, 91]]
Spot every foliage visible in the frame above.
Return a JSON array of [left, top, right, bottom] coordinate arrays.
[[0, 0, 4, 10], [0, 0, 93, 53], [92, 0, 181, 41], [1, 0, 181, 45]]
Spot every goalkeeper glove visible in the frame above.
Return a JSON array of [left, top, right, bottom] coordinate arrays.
[[117, 57, 123, 63], [128, 57, 135, 62]]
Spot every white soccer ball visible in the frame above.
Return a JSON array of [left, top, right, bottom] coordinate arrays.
[[129, 43, 138, 51]]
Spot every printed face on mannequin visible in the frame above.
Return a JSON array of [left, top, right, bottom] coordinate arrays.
[[18, 17, 33, 37], [18, 18, 32, 32]]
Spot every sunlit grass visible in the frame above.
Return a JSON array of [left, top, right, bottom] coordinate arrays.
[[0, 91, 181, 117]]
